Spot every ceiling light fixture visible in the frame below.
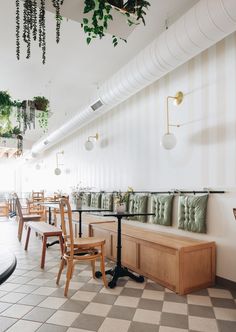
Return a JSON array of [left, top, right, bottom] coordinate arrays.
[[84, 133, 99, 151], [161, 91, 184, 150]]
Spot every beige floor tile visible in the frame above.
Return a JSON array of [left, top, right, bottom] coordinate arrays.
[[83, 303, 112, 317], [27, 278, 50, 286], [189, 316, 218, 332], [214, 307, 236, 321], [0, 283, 20, 292], [114, 296, 139, 308], [67, 328, 93, 332], [46, 310, 79, 326], [125, 281, 145, 289], [0, 292, 27, 303], [38, 296, 67, 309], [60, 281, 84, 290], [33, 287, 57, 296], [142, 289, 164, 301], [100, 286, 123, 295], [71, 290, 96, 302], [159, 327, 188, 332], [208, 288, 233, 299], [187, 295, 212, 307], [133, 308, 161, 324], [98, 317, 130, 332], [163, 302, 188, 315], [6, 319, 42, 332], [1, 304, 33, 318]]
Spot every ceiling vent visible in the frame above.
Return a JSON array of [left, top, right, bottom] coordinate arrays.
[[90, 99, 104, 111]]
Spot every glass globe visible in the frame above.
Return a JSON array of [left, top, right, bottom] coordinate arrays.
[[160, 133, 177, 150], [84, 140, 93, 151], [54, 167, 61, 175]]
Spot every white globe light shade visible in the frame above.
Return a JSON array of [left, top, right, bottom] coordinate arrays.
[[84, 140, 93, 151], [161, 133, 177, 150], [54, 167, 61, 175]]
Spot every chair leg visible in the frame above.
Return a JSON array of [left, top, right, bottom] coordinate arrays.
[[58, 234, 64, 256], [64, 259, 73, 297], [18, 220, 23, 242], [100, 245, 108, 288], [24, 227, 31, 250], [56, 257, 65, 285], [41, 235, 47, 269], [91, 260, 96, 279]]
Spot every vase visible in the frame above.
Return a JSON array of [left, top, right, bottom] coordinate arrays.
[[76, 197, 82, 209], [115, 203, 126, 213]]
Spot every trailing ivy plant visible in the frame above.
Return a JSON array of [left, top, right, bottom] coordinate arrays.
[[81, 0, 150, 46], [34, 96, 50, 131]]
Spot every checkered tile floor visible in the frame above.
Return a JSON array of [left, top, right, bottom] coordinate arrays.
[[0, 219, 236, 332]]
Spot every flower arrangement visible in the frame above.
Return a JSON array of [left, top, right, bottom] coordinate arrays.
[[115, 187, 133, 204], [71, 182, 92, 199]]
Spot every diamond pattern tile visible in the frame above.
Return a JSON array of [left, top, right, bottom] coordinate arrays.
[[0, 220, 236, 332]]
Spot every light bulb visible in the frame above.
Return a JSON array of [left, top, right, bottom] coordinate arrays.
[[161, 133, 177, 150], [54, 168, 61, 175], [84, 140, 93, 151]]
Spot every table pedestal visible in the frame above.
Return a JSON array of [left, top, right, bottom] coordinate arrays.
[[95, 214, 144, 288]]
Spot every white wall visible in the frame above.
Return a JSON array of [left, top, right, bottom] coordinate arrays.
[[21, 32, 236, 282]]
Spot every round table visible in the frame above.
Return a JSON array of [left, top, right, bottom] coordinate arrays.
[[0, 248, 17, 285]]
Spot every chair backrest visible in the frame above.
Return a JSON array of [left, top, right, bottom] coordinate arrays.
[[13, 193, 23, 219], [60, 198, 74, 253], [32, 191, 44, 201]]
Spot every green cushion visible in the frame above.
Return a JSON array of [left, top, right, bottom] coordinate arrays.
[[90, 193, 101, 208], [101, 193, 113, 210], [128, 194, 148, 223], [178, 194, 209, 233], [151, 194, 174, 226], [81, 193, 91, 206]]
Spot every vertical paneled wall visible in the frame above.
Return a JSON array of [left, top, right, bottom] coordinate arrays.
[[21, 32, 236, 281]]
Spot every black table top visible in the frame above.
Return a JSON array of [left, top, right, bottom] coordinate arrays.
[[94, 212, 155, 218], [71, 207, 111, 213], [0, 248, 17, 285]]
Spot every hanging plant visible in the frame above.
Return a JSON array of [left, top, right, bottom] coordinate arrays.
[[34, 96, 50, 131], [81, 0, 150, 46], [0, 91, 50, 135], [16, 0, 64, 64]]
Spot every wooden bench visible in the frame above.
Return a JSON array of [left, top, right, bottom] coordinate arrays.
[[0, 202, 9, 217], [90, 222, 216, 295], [24, 222, 64, 268]]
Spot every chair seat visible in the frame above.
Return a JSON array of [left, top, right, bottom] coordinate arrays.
[[23, 214, 41, 219], [66, 237, 105, 248]]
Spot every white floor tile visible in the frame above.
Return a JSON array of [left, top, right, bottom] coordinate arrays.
[[98, 317, 130, 332], [133, 308, 161, 324], [46, 310, 79, 326]]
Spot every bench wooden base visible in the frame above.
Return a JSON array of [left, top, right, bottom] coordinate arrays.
[[25, 222, 63, 269], [90, 222, 216, 295]]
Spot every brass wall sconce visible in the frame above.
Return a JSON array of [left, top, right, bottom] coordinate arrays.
[[54, 150, 64, 175], [84, 133, 99, 151], [161, 91, 184, 150]]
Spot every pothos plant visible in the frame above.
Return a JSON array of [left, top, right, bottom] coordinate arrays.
[[81, 0, 151, 46], [0, 91, 50, 135], [34, 96, 50, 131]]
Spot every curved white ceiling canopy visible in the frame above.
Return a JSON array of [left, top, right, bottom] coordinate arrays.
[[31, 0, 236, 156]]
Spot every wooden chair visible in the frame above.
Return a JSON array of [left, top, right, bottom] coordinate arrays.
[[27, 191, 46, 220], [56, 198, 107, 296], [14, 194, 42, 241]]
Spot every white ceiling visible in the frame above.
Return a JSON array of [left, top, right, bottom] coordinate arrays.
[[0, 0, 198, 146]]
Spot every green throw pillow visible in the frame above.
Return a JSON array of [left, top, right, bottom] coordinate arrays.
[[128, 194, 148, 223], [101, 193, 113, 210], [151, 194, 174, 226], [82, 193, 91, 206], [178, 194, 209, 233], [90, 193, 101, 208]]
